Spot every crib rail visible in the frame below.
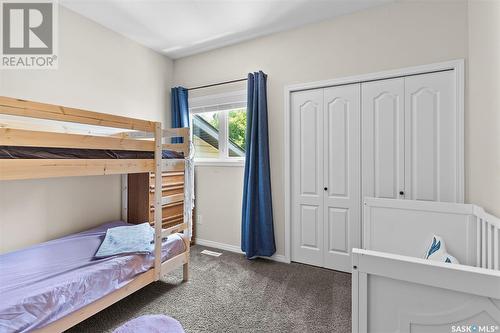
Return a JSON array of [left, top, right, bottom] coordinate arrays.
[[363, 198, 500, 272], [475, 206, 500, 270]]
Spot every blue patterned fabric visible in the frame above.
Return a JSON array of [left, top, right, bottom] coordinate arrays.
[[241, 71, 276, 259], [424, 235, 459, 264], [95, 223, 154, 258], [426, 236, 442, 259], [171, 87, 189, 143]]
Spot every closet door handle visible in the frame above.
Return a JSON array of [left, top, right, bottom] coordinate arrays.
[[399, 191, 405, 196], [324, 187, 328, 191]]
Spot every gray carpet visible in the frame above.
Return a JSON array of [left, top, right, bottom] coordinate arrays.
[[68, 246, 351, 333]]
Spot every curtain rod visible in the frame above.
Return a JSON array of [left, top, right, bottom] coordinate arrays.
[[187, 77, 247, 91]]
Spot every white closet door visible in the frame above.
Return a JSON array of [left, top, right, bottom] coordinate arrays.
[[405, 71, 457, 202], [362, 78, 405, 200], [323, 84, 360, 272], [291, 89, 324, 267]]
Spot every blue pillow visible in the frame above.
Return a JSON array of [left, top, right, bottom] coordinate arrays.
[[95, 223, 155, 258]]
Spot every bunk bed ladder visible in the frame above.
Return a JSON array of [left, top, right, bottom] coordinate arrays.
[[153, 122, 163, 280]]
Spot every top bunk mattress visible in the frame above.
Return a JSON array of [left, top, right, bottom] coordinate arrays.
[[0, 221, 186, 333], [0, 146, 184, 159]]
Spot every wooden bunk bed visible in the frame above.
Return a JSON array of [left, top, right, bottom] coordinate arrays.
[[0, 96, 191, 332]]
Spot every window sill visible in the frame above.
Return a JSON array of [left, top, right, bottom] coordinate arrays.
[[194, 160, 245, 167]]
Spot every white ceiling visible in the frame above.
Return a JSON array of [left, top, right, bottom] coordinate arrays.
[[61, 0, 392, 59]]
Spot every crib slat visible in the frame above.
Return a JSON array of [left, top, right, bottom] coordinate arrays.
[[475, 208, 499, 271], [482, 218, 487, 269], [487, 223, 492, 269], [494, 228, 499, 270], [477, 218, 481, 267]]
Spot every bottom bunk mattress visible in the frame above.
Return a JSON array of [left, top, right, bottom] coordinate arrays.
[[0, 221, 186, 333], [0, 146, 184, 159]]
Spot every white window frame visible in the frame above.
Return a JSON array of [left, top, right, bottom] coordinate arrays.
[[189, 90, 246, 166]]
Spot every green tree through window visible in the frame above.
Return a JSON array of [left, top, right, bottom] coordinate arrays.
[[191, 108, 246, 159], [228, 108, 246, 152]]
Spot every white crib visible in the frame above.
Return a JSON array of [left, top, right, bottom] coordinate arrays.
[[353, 198, 500, 333]]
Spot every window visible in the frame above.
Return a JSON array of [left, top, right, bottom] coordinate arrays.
[[189, 91, 246, 164], [227, 109, 246, 157]]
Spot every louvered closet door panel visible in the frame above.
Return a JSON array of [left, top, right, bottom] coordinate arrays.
[[291, 89, 324, 267], [404, 71, 457, 202], [362, 78, 405, 201], [323, 84, 360, 272]]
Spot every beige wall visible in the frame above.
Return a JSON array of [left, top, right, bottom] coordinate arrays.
[[174, 1, 469, 255], [467, 0, 500, 217], [194, 166, 243, 247], [0, 6, 173, 253]]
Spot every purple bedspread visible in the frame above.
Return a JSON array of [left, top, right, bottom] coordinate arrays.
[[0, 221, 186, 333]]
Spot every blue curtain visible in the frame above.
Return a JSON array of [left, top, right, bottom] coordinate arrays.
[[241, 71, 276, 259], [171, 87, 189, 143]]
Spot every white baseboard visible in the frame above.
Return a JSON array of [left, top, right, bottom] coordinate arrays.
[[195, 238, 243, 254], [266, 253, 288, 263], [195, 238, 289, 264]]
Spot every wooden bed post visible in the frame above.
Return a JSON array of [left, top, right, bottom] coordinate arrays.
[[153, 122, 162, 280], [182, 150, 190, 282], [183, 261, 189, 282]]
